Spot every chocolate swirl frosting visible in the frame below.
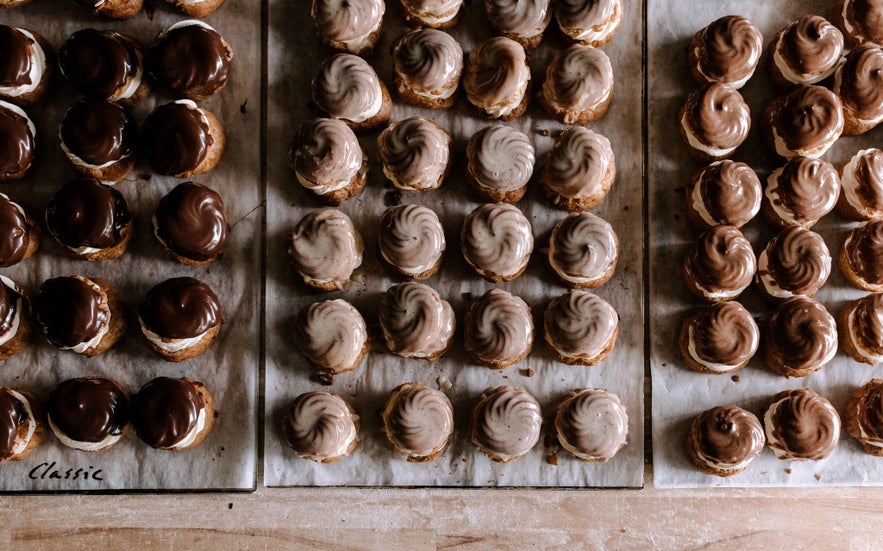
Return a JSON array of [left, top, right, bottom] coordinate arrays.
[[378, 117, 451, 190], [851, 379, 883, 443], [35, 276, 107, 349], [766, 297, 837, 372], [467, 125, 534, 193], [292, 118, 363, 188], [778, 15, 843, 77], [154, 182, 227, 262], [0, 26, 34, 89], [549, 212, 618, 283], [843, 0, 883, 46], [758, 226, 831, 297], [686, 302, 759, 369], [48, 378, 129, 444], [543, 45, 613, 111], [46, 179, 131, 251], [293, 299, 367, 372], [850, 294, 883, 357], [393, 28, 462, 96], [765, 388, 840, 460], [0, 193, 31, 267], [312, 0, 384, 43], [379, 282, 455, 358], [464, 288, 533, 365], [556, 0, 619, 31], [142, 100, 212, 176], [283, 391, 357, 460], [485, 0, 551, 37], [845, 219, 883, 285], [555, 388, 628, 461], [148, 21, 232, 99], [544, 127, 614, 200], [463, 37, 529, 110], [843, 148, 883, 214], [837, 45, 883, 122], [766, 158, 839, 226], [471, 386, 542, 461], [684, 225, 756, 293], [313, 53, 383, 123], [544, 290, 617, 358], [288, 208, 363, 284], [378, 204, 445, 275], [684, 83, 751, 150], [383, 382, 453, 460], [59, 29, 140, 99], [0, 277, 21, 336], [771, 85, 844, 152], [461, 203, 533, 279], [139, 277, 220, 339], [0, 389, 30, 460], [689, 161, 761, 228], [131, 377, 203, 449], [0, 101, 34, 179], [692, 405, 765, 467], [690, 15, 763, 84], [60, 100, 137, 166]]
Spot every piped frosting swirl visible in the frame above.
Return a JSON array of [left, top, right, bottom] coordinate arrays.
[[467, 125, 534, 193], [773, 15, 844, 84], [689, 15, 763, 88], [313, 53, 384, 124], [311, 0, 384, 45], [765, 297, 837, 375], [461, 203, 533, 280], [691, 405, 765, 470], [765, 157, 839, 228], [542, 44, 613, 118], [463, 37, 530, 117], [383, 382, 454, 461], [682, 82, 751, 151], [291, 118, 364, 194], [555, 388, 628, 462], [378, 204, 445, 277], [835, 44, 883, 123], [379, 282, 455, 359], [844, 219, 883, 286], [283, 391, 358, 462], [378, 117, 451, 191], [544, 127, 614, 202], [393, 28, 462, 99], [288, 209, 363, 287], [293, 299, 367, 373], [471, 386, 542, 462], [769, 85, 843, 156], [544, 290, 617, 362], [683, 225, 756, 299], [764, 388, 840, 460], [688, 161, 761, 228], [757, 226, 831, 299], [683, 302, 759, 373], [464, 288, 533, 367], [484, 0, 551, 38], [548, 212, 618, 286]]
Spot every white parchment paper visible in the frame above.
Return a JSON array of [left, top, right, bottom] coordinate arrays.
[[0, 0, 260, 491], [650, 0, 883, 487], [264, 1, 644, 487]]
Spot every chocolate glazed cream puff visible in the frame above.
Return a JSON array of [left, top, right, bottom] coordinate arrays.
[[547, 212, 619, 289], [764, 297, 837, 378], [542, 127, 615, 212], [379, 282, 455, 360], [463, 37, 531, 121], [131, 377, 214, 451], [293, 299, 369, 375], [379, 117, 451, 192], [153, 182, 228, 266], [464, 288, 533, 370], [555, 388, 628, 462], [312, 53, 392, 132], [484, 0, 551, 49], [399, 0, 462, 29], [679, 82, 750, 162], [148, 20, 233, 102], [763, 85, 843, 159], [540, 44, 614, 125], [838, 294, 883, 366], [59, 29, 150, 106], [291, 118, 368, 206], [470, 386, 542, 463], [679, 302, 759, 375], [682, 225, 756, 302], [287, 208, 363, 291], [378, 204, 445, 280], [461, 203, 534, 282], [837, 148, 883, 220], [47, 377, 130, 452], [312, 0, 384, 55], [764, 388, 840, 461], [142, 100, 225, 178], [466, 125, 534, 203], [687, 405, 764, 477], [0, 276, 32, 361], [834, 44, 883, 135], [689, 15, 763, 89], [392, 28, 462, 109], [59, 99, 138, 184], [555, 0, 624, 47], [834, 0, 883, 47], [0, 387, 45, 461], [283, 391, 359, 463], [544, 289, 618, 366], [841, 219, 883, 292], [686, 161, 761, 230], [767, 15, 844, 89], [755, 226, 831, 302], [763, 157, 840, 229], [0, 100, 35, 182], [382, 382, 454, 462], [0, 25, 53, 106]]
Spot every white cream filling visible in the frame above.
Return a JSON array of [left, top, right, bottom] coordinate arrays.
[[338, 11, 383, 53], [765, 168, 800, 224], [7, 389, 35, 456], [848, 307, 883, 364], [857, 395, 883, 447], [772, 37, 839, 85], [686, 324, 753, 373], [0, 100, 36, 138], [694, 444, 756, 471], [48, 415, 121, 452], [563, 4, 622, 44], [139, 316, 208, 354], [484, 72, 529, 118], [109, 59, 143, 102], [167, 406, 206, 449], [0, 275, 22, 347], [0, 29, 46, 97], [680, 112, 737, 158], [756, 248, 793, 299], [59, 134, 124, 171], [296, 171, 351, 195], [692, 279, 744, 301], [692, 46, 755, 89], [182, 0, 206, 5], [346, 85, 383, 123]]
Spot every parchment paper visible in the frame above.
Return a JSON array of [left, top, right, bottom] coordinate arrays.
[[650, 0, 883, 487], [0, 0, 261, 491], [264, 1, 644, 487]]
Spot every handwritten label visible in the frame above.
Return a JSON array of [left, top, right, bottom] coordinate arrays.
[[28, 461, 105, 482]]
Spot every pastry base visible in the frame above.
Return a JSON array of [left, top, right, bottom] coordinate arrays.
[[78, 278, 127, 357], [144, 321, 223, 363], [0, 293, 32, 361], [545, 323, 618, 367], [168, 0, 226, 18], [840, 244, 883, 293], [54, 222, 133, 262]]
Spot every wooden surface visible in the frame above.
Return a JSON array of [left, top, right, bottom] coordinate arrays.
[[2, 465, 882, 550]]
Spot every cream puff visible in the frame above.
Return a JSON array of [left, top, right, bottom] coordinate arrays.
[[686, 161, 761, 230], [484, 0, 551, 49], [845, 379, 883, 455], [755, 226, 831, 302], [834, 0, 883, 47], [378, 117, 451, 192], [544, 289, 618, 366], [463, 37, 530, 121], [763, 85, 843, 159], [834, 44, 883, 135], [838, 148, 883, 220], [59, 99, 138, 184], [678, 301, 759, 375], [541, 127, 615, 212], [391, 28, 462, 109], [165, 0, 226, 18], [540, 44, 613, 125], [312, 0, 384, 55], [148, 21, 233, 102], [838, 294, 883, 366], [688, 15, 763, 89], [0, 193, 39, 267], [59, 29, 149, 106], [466, 125, 534, 203], [142, 100, 225, 178], [283, 391, 359, 463], [153, 182, 228, 266], [767, 15, 844, 89], [555, 0, 623, 47], [470, 386, 542, 463], [763, 157, 840, 229], [0, 387, 44, 461], [547, 212, 618, 289], [131, 377, 215, 451], [379, 282, 455, 360], [464, 288, 533, 370], [74, 0, 143, 19], [382, 382, 454, 462], [291, 118, 367, 206], [764, 388, 840, 460], [678, 82, 750, 162], [840, 219, 883, 292], [399, 0, 462, 28], [686, 405, 764, 477], [0, 100, 35, 182], [312, 53, 392, 132], [460, 202, 533, 282], [288, 208, 363, 292], [293, 299, 369, 374], [0, 276, 31, 361], [764, 297, 837, 378], [554, 388, 628, 462], [682, 225, 756, 302], [47, 377, 130, 452], [378, 204, 445, 280], [0, 25, 53, 105]]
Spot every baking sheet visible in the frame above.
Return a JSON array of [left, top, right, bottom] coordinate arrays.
[[0, 0, 261, 490], [264, 1, 644, 487], [649, 0, 883, 487]]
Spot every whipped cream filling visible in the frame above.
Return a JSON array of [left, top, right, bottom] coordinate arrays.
[[841, 232, 878, 290], [337, 12, 383, 53], [56, 277, 111, 354], [691, 278, 744, 301], [408, 7, 458, 27], [0, 100, 36, 139], [765, 168, 800, 224], [6, 389, 35, 456], [109, 57, 143, 102], [167, 406, 206, 449], [680, 112, 737, 158], [856, 394, 883, 447], [689, 175, 718, 226], [756, 248, 793, 299], [849, 306, 883, 364], [772, 37, 840, 85], [139, 317, 208, 354], [485, 73, 529, 118], [694, 443, 756, 471], [686, 324, 750, 373], [0, 29, 46, 97], [48, 415, 122, 452], [562, 4, 622, 43], [0, 275, 22, 347]]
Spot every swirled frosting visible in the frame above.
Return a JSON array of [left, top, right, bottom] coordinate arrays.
[[0, 193, 33, 267], [461, 203, 533, 280], [293, 299, 367, 373], [400, 0, 462, 26], [313, 54, 384, 124], [681, 82, 750, 156], [849, 379, 883, 447], [311, 0, 384, 50], [769, 85, 843, 157], [765, 297, 837, 375], [470, 386, 542, 462], [463, 37, 530, 118], [291, 118, 365, 195], [690, 405, 764, 472], [683, 225, 755, 300], [154, 182, 227, 263], [555, 0, 623, 44], [844, 219, 883, 286], [839, 0, 883, 46], [484, 0, 551, 39], [835, 44, 883, 124], [288, 209, 363, 287], [688, 161, 761, 229], [467, 125, 534, 193], [464, 288, 533, 367], [393, 28, 462, 99], [382, 382, 453, 461], [378, 204, 445, 276], [542, 44, 613, 121], [772, 15, 843, 85], [549, 212, 618, 286], [0, 100, 35, 179], [757, 226, 831, 299], [846, 294, 883, 364], [544, 127, 614, 202], [765, 158, 839, 227], [378, 117, 451, 191], [544, 290, 617, 362], [555, 388, 628, 462], [765, 388, 840, 460], [283, 392, 358, 462], [379, 282, 455, 358], [841, 148, 883, 218], [683, 302, 759, 373], [689, 15, 763, 88]]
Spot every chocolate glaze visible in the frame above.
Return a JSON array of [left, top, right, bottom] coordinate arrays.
[[148, 22, 232, 99], [766, 388, 840, 460], [853, 379, 883, 441], [689, 161, 761, 228], [693, 405, 764, 466], [766, 297, 837, 372], [779, 15, 843, 76], [47, 378, 129, 443], [35, 276, 106, 348], [0, 278, 21, 336], [0, 26, 33, 88], [690, 15, 763, 84], [0, 389, 28, 459], [0, 194, 31, 267], [772, 85, 843, 151], [687, 302, 758, 368], [851, 294, 883, 356], [139, 277, 220, 339], [0, 102, 34, 178], [46, 179, 131, 250], [142, 101, 212, 176], [684, 82, 750, 149], [61, 99, 137, 165], [154, 182, 227, 262], [851, 149, 883, 212], [684, 225, 755, 293], [759, 226, 831, 297], [471, 386, 542, 461], [837, 45, 883, 121], [131, 377, 202, 449], [845, 0, 883, 45], [766, 157, 839, 226], [59, 29, 139, 99], [845, 219, 883, 284]]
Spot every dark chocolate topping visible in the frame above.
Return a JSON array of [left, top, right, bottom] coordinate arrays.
[[773, 85, 843, 151], [694, 405, 764, 465], [686, 225, 755, 291], [856, 379, 883, 441], [47, 378, 129, 443], [691, 160, 761, 227], [61, 99, 137, 165], [848, 0, 883, 45], [59, 29, 139, 99], [767, 297, 836, 370], [0, 26, 33, 88], [0, 389, 28, 459], [139, 277, 220, 339], [131, 377, 202, 449], [685, 82, 751, 149], [689, 302, 758, 367], [0, 194, 30, 267], [762, 226, 831, 295], [853, 294, 883, 356], [154, 182, 227, 261], [769, 157, 839, 223], [0, 103, 34, 178], [767, 388, 839, 460], [846, 219, 883, 284], [46, 178, 131, 250], [148, 23, 231, 99], [0, 278, 21, 336], [142, 101, 212, 176], [780, 15, 843, 76], [838, 45, 883, 121], [35, 276, 106, 348], [691, 15, 763, 84]]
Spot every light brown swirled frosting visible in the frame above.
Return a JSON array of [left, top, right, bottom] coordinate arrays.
[[283, 391, 359, 462], [461, 202, 533, 280], [484, 0, 551, 39], [841, 148, 883, 218], [382, 381, 453, 461], [312, 53, 384, 124], [683, 225, 756, 300], [291, 118, 366, 194], [544, 126, 614, 202], [293, 299, 368, 374], [844, 219, 883, 286], [549, 212, 618, 287], [757, 226, 831, 300], [839, 0, 883, 46], [470, 386, 542, 462], [689, 15, 763, 88], [764, 388, 840, 460], [690, 405, 765, 472], [467, 125, 534, 193], [681, 82, 750, 156], [835, 45, 883, 124], [688, 161, 761, 229], [845, 294, 883, 364], [463, 37, 530, 118], [378, 117, 451, 191], [544, 290, 617, 362], [772, 15, 843, 85], [765, 157, 839, 227], [765, 297, 837, 375], [393, 28, 462, 99], [400, 0, 463, 26], [288, 209, 364, 287], [555, 0, 623, 44], [542, 44, 613, 121], [378, 204, 445, 277], [769, 85, 843, 157], [682, 302, 759, 373], [311, 0, 384, 52], [379, 282, 455, 359], [849, 379, 883, 448], [464, 288, 533, 367], [555, 388, 628, 462]]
